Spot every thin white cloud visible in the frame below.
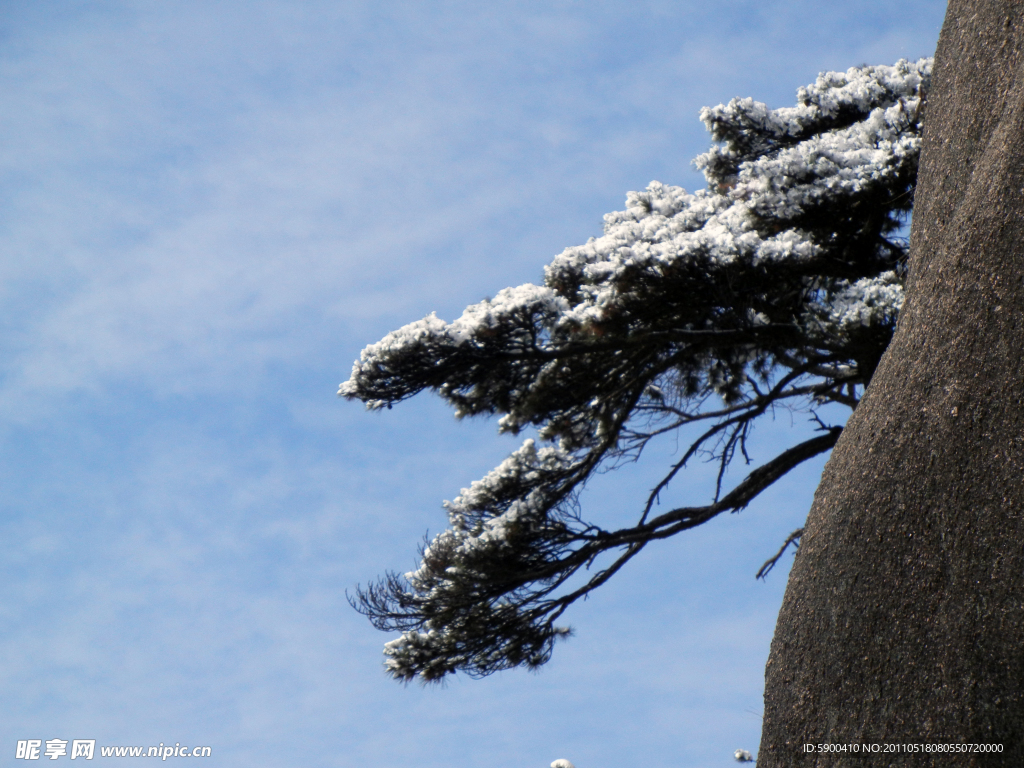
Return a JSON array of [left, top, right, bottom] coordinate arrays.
[[0, 2, 946, 766]]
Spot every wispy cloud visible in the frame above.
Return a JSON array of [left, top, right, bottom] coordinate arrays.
[[0, 1, 946, 765]]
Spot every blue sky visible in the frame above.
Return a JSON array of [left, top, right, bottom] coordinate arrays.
[[0, 2, 945, 766]]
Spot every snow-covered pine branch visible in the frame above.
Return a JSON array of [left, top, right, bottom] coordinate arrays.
[[342, 58, 930, 682]]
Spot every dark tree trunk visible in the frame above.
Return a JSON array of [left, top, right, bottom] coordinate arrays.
[[760, 2, 1024, 765]]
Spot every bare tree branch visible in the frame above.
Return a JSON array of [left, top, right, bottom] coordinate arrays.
[[756, 528, 804, 580]]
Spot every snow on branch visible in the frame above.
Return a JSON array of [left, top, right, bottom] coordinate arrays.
[[343, 58, 931, 682]]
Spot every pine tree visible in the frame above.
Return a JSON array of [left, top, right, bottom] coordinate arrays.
[[340, 59, 930, 683]]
